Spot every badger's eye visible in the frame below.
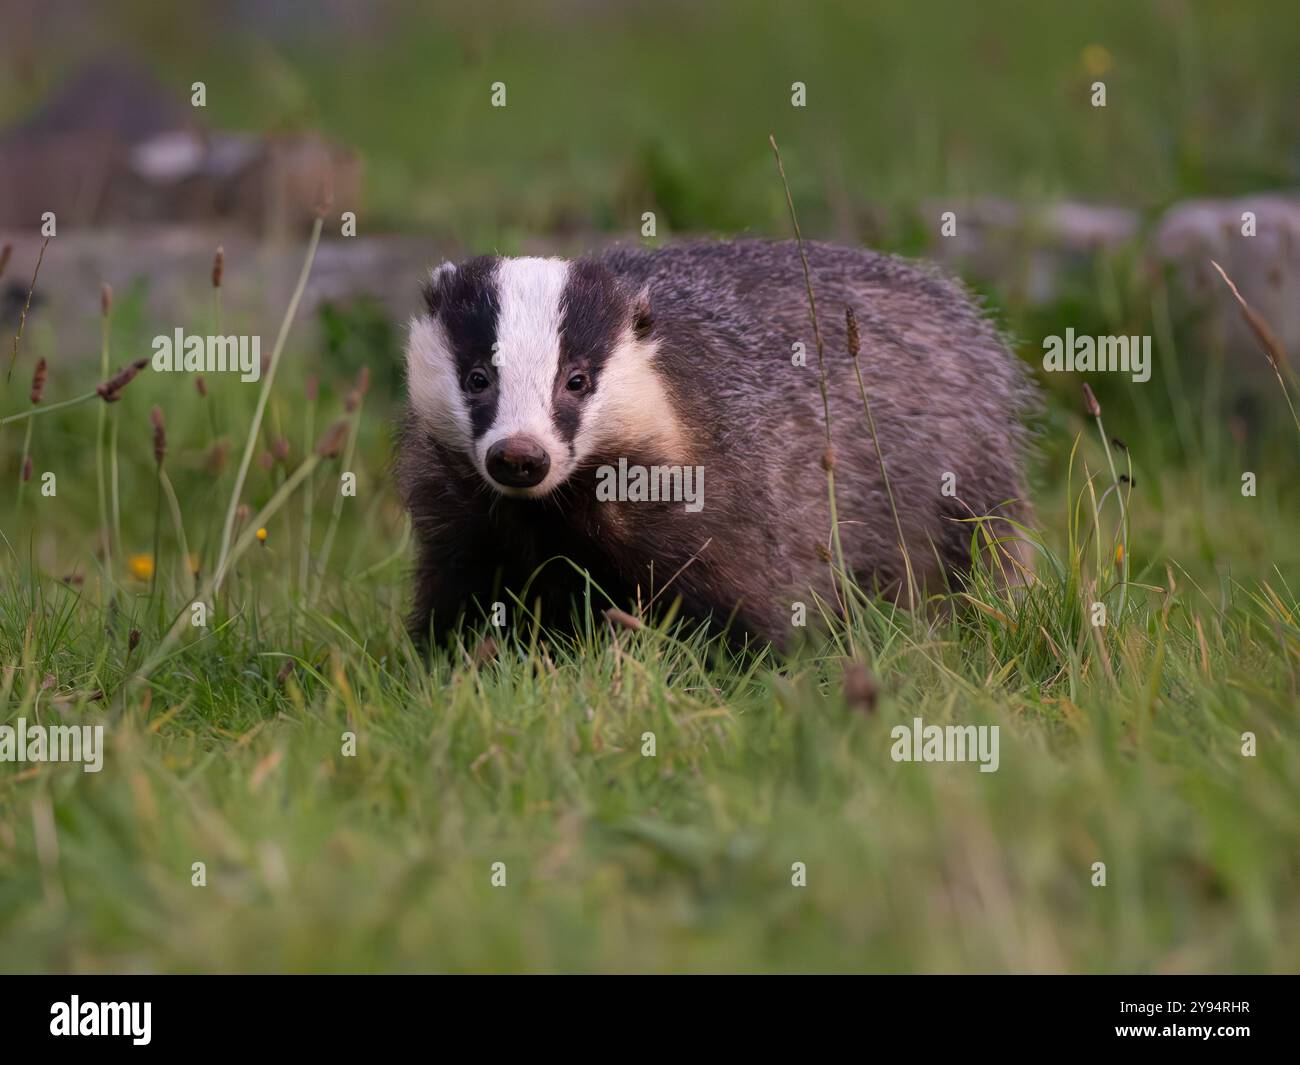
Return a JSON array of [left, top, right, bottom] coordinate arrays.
[[566, 372, 589, 394], [465, 368, 491, 394]]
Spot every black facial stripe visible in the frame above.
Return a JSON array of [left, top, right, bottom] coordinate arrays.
[[425, 255, 501, 439], [552, 397, 581, 446], [554, 259, 627, 445]]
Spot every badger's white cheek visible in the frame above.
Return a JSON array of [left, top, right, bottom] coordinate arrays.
[[540, 443, 576, 491], [567, 396, 604, 469], [405, 316, 473, 451], [571, 338, 688, 465]]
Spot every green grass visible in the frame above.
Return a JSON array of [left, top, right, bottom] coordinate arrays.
[[0, 474, 1296, 972]]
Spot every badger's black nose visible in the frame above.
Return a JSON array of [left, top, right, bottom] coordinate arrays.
[[485, 435, 551, 488]]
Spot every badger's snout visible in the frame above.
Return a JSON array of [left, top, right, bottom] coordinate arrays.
[[485, 435, 551, 489]]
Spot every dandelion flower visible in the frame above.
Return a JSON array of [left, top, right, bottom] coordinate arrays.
[[128, 554, 155, 581]]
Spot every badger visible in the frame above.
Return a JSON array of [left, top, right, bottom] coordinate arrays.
[[397, 240, 1035, 649]]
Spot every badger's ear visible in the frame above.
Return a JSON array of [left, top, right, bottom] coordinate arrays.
[[422, 261, 457, 316], [631, 284, 653, 340]]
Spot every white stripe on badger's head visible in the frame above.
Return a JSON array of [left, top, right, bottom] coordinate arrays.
[[478, 258, 571, 493], [404, 252, 688, 499]]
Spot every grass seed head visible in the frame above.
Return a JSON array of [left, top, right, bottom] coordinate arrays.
[[314, 419, 349, 458], [149, 405, 167, 466], [207, 439, 230, 474], [344, 365, 372, 412], [30, 357, 47, 404], [845, 305, 860, 360], [1210, 259, 1289, 369], [842, 659, 879, 714], [1081, 382, 1101, 418], [96, 358, 148, 403], [603, 607, 643, 632]]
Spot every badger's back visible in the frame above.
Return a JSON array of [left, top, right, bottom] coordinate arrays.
[[598, 240, 1035, 612]]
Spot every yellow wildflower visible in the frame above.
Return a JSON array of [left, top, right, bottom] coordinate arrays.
[[127, 554, 155, 581], [1082, 44, 1112, 77]]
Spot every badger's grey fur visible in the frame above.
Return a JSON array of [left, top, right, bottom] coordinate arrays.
[[397, 240, 1035, 649]]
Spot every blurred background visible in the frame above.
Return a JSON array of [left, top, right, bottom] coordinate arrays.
[[1, 0, 1298, 544]]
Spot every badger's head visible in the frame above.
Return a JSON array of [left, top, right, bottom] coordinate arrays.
[[405, 255, 679, 498]]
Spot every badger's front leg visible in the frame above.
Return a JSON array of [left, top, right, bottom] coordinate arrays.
[[407, 515, 505, 650]]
